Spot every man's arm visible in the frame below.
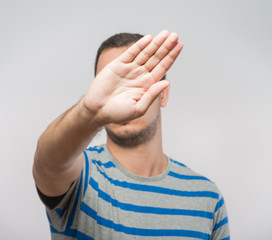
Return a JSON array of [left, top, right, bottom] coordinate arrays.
[[33, 30, 183, 197], [33, 100, 102, 197]]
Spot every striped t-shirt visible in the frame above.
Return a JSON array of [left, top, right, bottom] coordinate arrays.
[[45, 144, 230, 240]]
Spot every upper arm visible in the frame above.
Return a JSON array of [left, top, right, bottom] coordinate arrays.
[[33, 152, 85, 197]]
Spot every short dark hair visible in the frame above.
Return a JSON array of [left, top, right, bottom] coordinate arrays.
[[94, 32, 166, 80]]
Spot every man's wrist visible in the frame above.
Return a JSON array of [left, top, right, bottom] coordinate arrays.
[[77, 97, 105, 129]]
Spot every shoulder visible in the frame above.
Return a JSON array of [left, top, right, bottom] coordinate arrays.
[[84, 144, 107, 162], [85, 144, 106, 155], [168, 158, 222, 199], [169, 158, 211, 181], [83, 144, 117, 170]]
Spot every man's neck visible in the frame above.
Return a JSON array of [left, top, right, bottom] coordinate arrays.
[[106, 127, 167, 177]]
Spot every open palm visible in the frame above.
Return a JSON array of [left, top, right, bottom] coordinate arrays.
[[84, 30, 183, 125]]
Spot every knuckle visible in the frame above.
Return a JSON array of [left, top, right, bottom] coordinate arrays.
[[142, 50, 152, 59]]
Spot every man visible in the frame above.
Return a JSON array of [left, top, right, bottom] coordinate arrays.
[[33, 30, 230, 240]]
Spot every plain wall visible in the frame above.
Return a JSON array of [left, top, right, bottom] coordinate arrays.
[[1, 0, 271, 239]]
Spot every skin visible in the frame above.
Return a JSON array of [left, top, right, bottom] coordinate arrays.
[[33, 30, 183, 197], [96, 46, 170, 177]]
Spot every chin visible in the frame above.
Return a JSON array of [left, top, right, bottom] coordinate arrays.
[[105, 116, 159, 147], [106, 121, 142, 137]]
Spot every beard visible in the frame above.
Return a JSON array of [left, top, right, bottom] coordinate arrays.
[[105, 115, 159, 148]]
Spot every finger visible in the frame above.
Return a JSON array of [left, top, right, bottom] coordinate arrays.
[[144, 32, 179, 72], [135, 80, 170, 117], [133, 30, 170, 66], [118, 34, 152, 63], [151, 41, 183, 81]]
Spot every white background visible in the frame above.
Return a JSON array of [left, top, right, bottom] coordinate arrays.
[[1, 0, 271, 239]]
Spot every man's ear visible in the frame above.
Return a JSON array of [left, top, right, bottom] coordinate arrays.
[[160, 82, 170, 107]]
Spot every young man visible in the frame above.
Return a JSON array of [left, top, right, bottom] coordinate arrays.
[[33, 30, 230, 240]]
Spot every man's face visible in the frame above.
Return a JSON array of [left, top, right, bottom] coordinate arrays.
[[96, 46, 163, 147]]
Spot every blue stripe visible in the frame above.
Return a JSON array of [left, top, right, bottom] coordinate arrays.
[[86, 146, 104, 153], [168, 171, 211, 181], [92, 159, 116, 168], [80, 202, 211, 239], [55, 208, 64, 218], [213, 217, 229, 232], [89, 177, 214, 219], [170, 158, 187, 168], [94, 164, 219, 199], [221, 237, 230, 240], [50, 225, 59, 234], [83, 151, 90, 197], [214, 197, 224, 212], [76, 231, 95, 240], [66, 170, 83, 229], [50, 225, 94, 240], [54, 196, 71, 219], [50, 225, 76, 237]]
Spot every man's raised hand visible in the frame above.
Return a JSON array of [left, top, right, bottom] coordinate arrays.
[[83, 30, 183, 125]]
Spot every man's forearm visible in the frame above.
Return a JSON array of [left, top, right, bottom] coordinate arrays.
[[33, 97, 102, 196], [34, 98, 102, 169]]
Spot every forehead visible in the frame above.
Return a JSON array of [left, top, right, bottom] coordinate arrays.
[[96, 46, 130, 74]]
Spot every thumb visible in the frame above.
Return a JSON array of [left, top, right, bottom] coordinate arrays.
[[135, 80, 170, 117]]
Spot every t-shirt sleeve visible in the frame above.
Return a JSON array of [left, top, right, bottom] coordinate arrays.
[[41, 152, 90, 234], [36, 185, 68, 209], [212, 193, 230, 240]]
